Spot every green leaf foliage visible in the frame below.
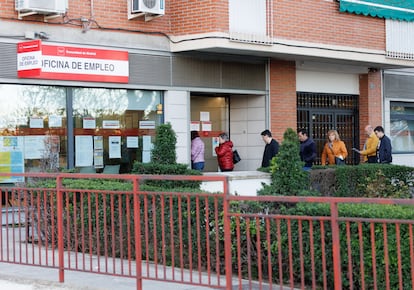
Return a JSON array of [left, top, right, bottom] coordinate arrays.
[[258, 128, 309, 196], [151, 123, 177, 164]]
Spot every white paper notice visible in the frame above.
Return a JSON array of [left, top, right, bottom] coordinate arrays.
[[94, 151, 104, 168], [127, 136, 139, 148], [202, 121, 212, 131], [109, 136, 121, 159], [139, 121, 156, 129], [142, 135, 152, 163], [30, 117, 44, 128], [190, 121, 200, 131], [142, 135, 152, 151], [49, 115, 62, 127], [94, 136, 103, 150], [24, 135, 46, 159], [142, 151, 151, 163], [75, 136, 93, 167], [103, 120, 120, 129], [83, 118, 96, 129], [200, 112, 210, 122], [212, 137, 219, 157]]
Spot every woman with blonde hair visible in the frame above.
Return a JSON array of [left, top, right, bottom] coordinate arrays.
[[321, 130, 348, 165]]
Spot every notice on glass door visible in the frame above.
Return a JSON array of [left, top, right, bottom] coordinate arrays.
[[75, 135, 93, 167], [108, 136, 121, 159]]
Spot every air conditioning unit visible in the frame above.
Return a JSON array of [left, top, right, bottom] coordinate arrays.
[[131, 0, 165, 15], [15, 0, 67, 14]]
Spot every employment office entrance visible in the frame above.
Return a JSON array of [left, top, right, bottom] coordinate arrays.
[[191, 94, 266, 171], [297, 92, 359, 165]]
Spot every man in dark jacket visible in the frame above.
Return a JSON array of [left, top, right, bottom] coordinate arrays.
[[374, 126, 392, 163], [261, 129, 279, 167], [298, 129, 317, 171]]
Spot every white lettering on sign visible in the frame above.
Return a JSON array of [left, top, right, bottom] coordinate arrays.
[[17, 41, 129, 83], [84, 62, 115, 72], [42, 59, 70, 69]]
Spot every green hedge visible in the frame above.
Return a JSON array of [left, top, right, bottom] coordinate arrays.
[[311, 164, 414, 198], [131, 162, 202, 189], [229, 200, 414, 289]]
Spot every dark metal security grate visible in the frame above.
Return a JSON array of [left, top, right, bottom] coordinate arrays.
[[297, 92, 359, 165]]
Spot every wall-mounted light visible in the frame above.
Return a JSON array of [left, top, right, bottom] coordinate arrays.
[[25, 31, 49, 40]]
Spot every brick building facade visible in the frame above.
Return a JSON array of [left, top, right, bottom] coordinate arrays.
[[0, 0, 413, 172]]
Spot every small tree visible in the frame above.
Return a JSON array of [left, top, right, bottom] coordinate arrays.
[[151, 123, 177, 164], [258, 128, 309, 196]]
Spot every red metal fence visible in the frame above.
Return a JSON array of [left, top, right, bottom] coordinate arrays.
[[1, 173, 414, 290]]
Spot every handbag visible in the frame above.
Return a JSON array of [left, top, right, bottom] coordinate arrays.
[[329, 144, 345, 166], [335, 156, 345, 165], [233, 150, 241, 164]]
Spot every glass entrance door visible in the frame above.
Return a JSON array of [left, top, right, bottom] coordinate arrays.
[[191, 95, 229, 172]]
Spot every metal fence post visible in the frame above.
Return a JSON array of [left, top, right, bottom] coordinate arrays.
[[133, 176, 143, 290], [56, 175, 65, 283], [222, 177, 233, 290], [330, 201, 342, 290]]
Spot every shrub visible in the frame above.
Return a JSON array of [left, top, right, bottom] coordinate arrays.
[[311, 164, 414, 198], [258, 128, 309, 196], [226, 199, 414, 289], [151, 123, 177, 164], [131, 162, 201, 189]]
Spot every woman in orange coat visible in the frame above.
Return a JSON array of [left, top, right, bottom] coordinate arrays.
[[321, 130, 348, 165]]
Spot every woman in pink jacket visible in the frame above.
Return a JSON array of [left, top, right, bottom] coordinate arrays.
[[191, 130, 205, 171]]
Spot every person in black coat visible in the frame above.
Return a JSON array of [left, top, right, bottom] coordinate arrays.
[[261, 129, 279, 167], [374, 126, 392, 163], [298, 128, 317, 171]]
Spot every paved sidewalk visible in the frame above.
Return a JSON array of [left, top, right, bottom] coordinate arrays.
[[0, 263, 217, 290]]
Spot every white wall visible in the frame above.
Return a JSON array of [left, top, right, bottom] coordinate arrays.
[[296, 70, 359, 94], [230, 95, 266, 171], [164, 90, 190, 165]]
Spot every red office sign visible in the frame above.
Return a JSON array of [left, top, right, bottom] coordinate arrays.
[[17, 41, 129, 83], [17, 40, 42, 78]]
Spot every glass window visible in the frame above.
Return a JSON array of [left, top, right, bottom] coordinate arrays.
[[0, 84, 67, 176], [73, 88, 162, 173], [390, 101, 414, 153]]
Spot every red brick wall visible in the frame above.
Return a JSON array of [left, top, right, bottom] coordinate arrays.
[[269, 59, 297, 141], [358, 70, 382, 151], [274, 0, 384, 50], [0, 0, 384, 49], [0, 0, 171, 34]]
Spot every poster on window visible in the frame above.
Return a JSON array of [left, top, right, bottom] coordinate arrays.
[[83, 117, 96, 129], [0, 136, 24, 183], [30, 117, 44, 128], [24, 136, 46, 159], [108, 136, 121, 159], [75, 136, 93, 167], [49, 115, 62, 128]]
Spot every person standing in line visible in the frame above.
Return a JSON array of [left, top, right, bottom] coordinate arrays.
[[191, 130, 205, 171], [374, 126, 392, 163], [352, 125, 379, 163], [260, 129, 279, 168], [297, 129, 317, 171], [321, 129, 348, 165], [215, 132, 234, 172]]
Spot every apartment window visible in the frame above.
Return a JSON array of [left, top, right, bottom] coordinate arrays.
[[386, 20, 414, 60], [229, 0, 272, 44], [390, 101, 414, 153]]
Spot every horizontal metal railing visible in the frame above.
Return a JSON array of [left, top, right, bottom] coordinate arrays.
[[1, 173, 414, 290]]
